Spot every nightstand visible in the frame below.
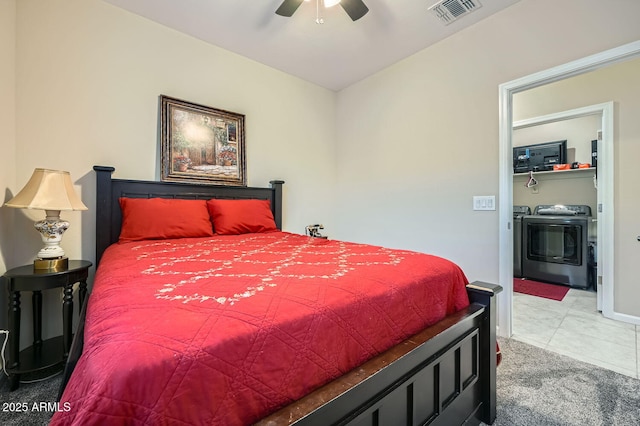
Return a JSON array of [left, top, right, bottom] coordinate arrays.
[[4, 260, 92, 390]]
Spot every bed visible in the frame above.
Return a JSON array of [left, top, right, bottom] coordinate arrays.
[[54, 165, 501, 425]]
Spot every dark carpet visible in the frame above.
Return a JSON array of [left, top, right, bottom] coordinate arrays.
[[2, 338, 639, 425], [0, 370, 62, 425]]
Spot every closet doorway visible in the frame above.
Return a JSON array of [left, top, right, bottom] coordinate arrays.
[[497, 40, 640, 338], [512, 104, 607, 305]]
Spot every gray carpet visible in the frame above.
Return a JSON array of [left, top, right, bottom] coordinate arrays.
[[1, 339, 639, 425], [0, 370, 61, 425], [494, 338, 640, 426]]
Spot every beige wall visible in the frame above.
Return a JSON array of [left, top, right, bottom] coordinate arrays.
[[513, 57, 640, 316], [0, 0, 17, 332], [513, 170, 597, 216], [8, 0, 337, 343], [13, 0, 337, 266], [333, 0, 640, 315]]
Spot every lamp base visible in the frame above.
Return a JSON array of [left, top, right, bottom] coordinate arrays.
[[34, 257, 68, 272]]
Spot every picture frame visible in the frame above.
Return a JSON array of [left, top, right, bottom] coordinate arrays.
[[160, 95, 246, 186]]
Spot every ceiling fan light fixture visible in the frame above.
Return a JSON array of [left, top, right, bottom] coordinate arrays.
[[276, 0, 367, 21]]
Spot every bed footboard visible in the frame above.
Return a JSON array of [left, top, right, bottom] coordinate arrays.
[[259, 281, 501, 426]]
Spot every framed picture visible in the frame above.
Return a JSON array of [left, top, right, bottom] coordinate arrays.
[[160, 95, 246, 186]]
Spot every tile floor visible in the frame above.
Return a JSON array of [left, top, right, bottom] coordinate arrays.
[[512, 287, 640, 379]]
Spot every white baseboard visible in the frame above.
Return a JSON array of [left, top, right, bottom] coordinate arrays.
[[607, 310, 640, 326]]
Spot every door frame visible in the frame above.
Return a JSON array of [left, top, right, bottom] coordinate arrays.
[[497, 40, 640, 337], [513, 103, 612, 311]]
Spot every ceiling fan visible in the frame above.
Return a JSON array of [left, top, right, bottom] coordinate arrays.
[[276, 0, 369, 22]]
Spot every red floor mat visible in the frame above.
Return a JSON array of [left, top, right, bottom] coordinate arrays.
[[513, 278, 570, 301]]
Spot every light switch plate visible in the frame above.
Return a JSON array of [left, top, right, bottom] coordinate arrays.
[[473, 196, 496, 211]]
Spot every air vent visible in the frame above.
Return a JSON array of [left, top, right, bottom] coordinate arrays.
[[429, 0, 482, 25]]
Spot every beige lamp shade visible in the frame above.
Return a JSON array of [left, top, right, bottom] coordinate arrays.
[[4, 168, 87, 269], [5, 168, 87, 211]]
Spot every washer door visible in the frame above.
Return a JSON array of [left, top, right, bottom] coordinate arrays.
[[526, 222, 582, 265]]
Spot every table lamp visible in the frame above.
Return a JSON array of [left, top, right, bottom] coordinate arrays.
[[4, 168, 87, 271]]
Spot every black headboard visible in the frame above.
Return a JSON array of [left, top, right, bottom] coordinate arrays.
[[94, 166, 284, 266]]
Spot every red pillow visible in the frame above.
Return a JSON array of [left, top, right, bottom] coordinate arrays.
[[119, 198, 214, 243], [206, 199, 277, 235]]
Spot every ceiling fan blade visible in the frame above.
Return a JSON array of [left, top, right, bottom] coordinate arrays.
[[275, 0, 305, 17], [340, 0, 369, 21]]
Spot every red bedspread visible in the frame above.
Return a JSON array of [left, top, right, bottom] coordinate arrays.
[[53, 232, 469, 425]]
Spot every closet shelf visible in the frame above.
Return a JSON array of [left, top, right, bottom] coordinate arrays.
[[513, 167, 596, 177]]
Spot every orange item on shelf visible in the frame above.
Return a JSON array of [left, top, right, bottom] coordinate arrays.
[[578, 163, 591, 169], [553, 164, 571, 170]]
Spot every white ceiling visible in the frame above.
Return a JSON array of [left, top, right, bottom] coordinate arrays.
[[103, 0, 521, 91]]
